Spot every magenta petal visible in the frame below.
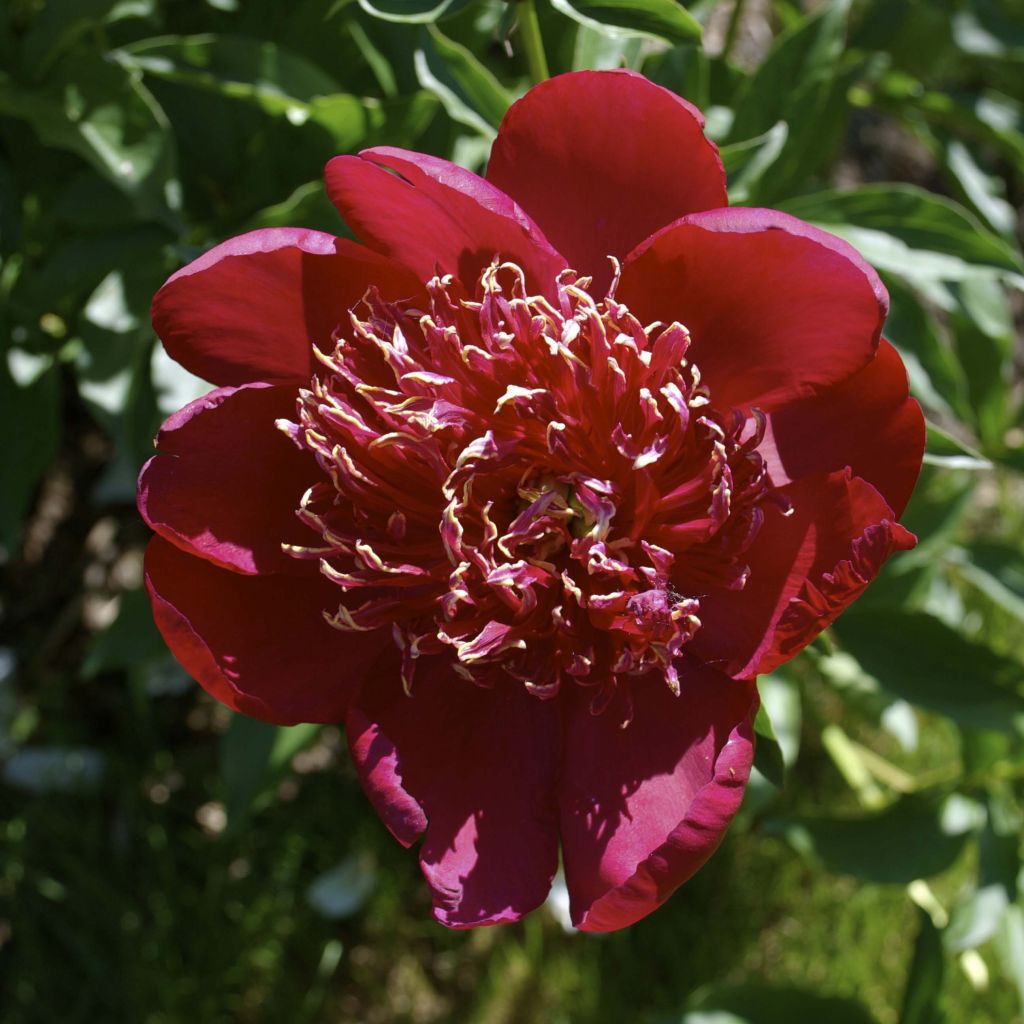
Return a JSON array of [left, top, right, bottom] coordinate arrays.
[[692, 470, 917, 679], [152, 228, 423, 387], [324, 150, 566, 295], [560, 668, 756, 932], [138, 383, 317, 576], [487, 70, 727, 291], [761, 340, 926, 518], [620, 208, 888, 410], [347, 661, 560, 927], [145, 537, 390, 724]]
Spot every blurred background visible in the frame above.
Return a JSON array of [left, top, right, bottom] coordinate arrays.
[[1, 0, 1023, 1021]]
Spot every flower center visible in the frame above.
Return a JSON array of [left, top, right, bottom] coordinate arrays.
[[280, 261, 776, 713]]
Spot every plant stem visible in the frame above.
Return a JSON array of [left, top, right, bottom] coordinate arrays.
[[517, 0, 550, 84]]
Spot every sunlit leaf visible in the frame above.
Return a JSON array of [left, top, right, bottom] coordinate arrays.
[[771, 795, 970, 884], [550, 0, 702, 44], [833, 610, 1024, 733]]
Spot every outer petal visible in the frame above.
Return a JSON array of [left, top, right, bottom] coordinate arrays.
[[324, 150, 566, 295], [760, 340, 925, 517], [559, 667, 756, 932], [145, 537, 389, 724], [486, 70, 727, 291], [152, 228, 423, 387], [346, 660, 561, 928], [138, 383, 316, 576], [619, 208, 888, 410], [690, 470, 917, 679]]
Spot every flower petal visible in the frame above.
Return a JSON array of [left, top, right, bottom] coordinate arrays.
[[324, 149, 566, 295], [690, 470, 917, 679], [347, 661, 560, 927], [152, 228, 423, 387], [139, 383, 317, 576], [559, 668, 756, 932], [486, 70, 727, 291], [620, 208, 888, 410], [145, 536, 388, 724], [760, 340, 926, 517]]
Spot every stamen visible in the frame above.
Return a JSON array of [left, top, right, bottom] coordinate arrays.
[[282, 259, 781, 713]]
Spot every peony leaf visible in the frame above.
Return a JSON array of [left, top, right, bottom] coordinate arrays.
[[550, 0, 702, 45], [778, 185, 1024, 290], [0, 358, 61, 552], [0, 53, 178, 220], [899, 910, 945, 1024], [358, 0, 458, 23], [681, 983, 878, 1024], [726, 0, 854, 198], [771, 795, 971, 885], [752, 703, 785, 790], [923, 422, 991, 471], [221, 714, 321, 829], [833, 609, 1024, 733]]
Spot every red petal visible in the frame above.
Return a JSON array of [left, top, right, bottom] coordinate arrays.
[[152, 228, 423, 387], [145, 537, 388, 724], [324, 149, 566, 295], [620, 208, 888, 410], [347, 661, 560, 927], [559, 668, 756, 932], [138, 383, 317, 576], [691, 471, 917, 679], [760, 340, 925, 517], [486, 70, 727, 292]]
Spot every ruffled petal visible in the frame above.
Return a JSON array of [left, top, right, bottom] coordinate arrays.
[[152, 228, 423, 387], [138, 383, 317, 576], [145, 537, 388, 724], [559, 668, 756, 932], [487, 70, 727, 292], [619, 208, 888, 410], [346, 661, 560, 928], [691, 470, 917, 679], [324, 149, 566, 295], [760, 340, 925, 517]]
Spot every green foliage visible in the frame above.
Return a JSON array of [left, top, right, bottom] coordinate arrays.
[[2, 0, 1023, 1022]]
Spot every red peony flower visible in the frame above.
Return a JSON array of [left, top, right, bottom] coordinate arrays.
[[139, 71, 925, 931]]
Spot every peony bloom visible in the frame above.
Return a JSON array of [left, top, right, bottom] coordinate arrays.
[[139, 71, 925, 931]]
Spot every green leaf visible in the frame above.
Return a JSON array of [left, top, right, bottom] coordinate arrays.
[[833, 610, 1024, 733], [221, 715, 321, 829], [778, 185, 1024, 291], [884, 277, 969, 421], [942, 138, 1017, 238], [725, 0, 853, 198], [82, 588, 166, 678], [923, 422, 991, 471], [358, 0, 456, 24], [0, 54, 178, 220], [721, 122, 788, 204], [944, 885, 1009, 953], [772, 795, 970, 884], [550, 0, 702, 44], [0, 358, 61, 553], [115, 34, 341, 117], [423, 24, 511, 130], [951, 276, 1015, 450], [683, 983, 878, 1024], [899, 910, 945, 1024], [752, 702, 785, 789], [996, 905, 1024, 1015]]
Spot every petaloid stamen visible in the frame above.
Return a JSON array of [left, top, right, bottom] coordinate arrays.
[[281, 259, 781, 717]]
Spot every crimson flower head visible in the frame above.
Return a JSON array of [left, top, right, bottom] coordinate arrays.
[[139, 71, 925, 931]]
